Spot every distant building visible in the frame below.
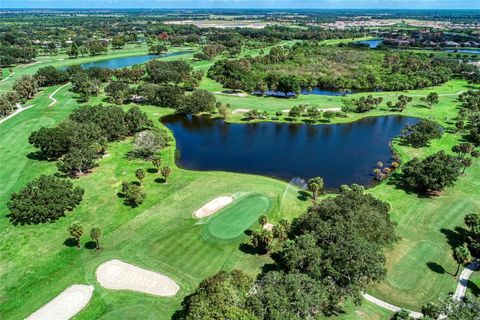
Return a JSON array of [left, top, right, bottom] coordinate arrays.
[[444, 41, 460, 47]]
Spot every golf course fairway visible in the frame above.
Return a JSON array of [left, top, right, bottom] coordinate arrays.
[[205, 194, 272, 241]]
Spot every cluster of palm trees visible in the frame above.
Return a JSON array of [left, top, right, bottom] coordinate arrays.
[[68, 223, 102, 250]]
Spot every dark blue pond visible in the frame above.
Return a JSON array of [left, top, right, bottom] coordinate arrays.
[[445, 49, 480, 55], [253, 88, 359, 97], [78, 51, 191, 69], [162, 115, 420, 188], [355, 39, 384, 48], [254, 87, 382, 97]]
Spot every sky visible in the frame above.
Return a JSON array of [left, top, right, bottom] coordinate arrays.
[[0, 0, 478, 9]]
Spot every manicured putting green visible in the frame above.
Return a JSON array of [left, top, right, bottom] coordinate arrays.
[[205, 194, 272, 241]]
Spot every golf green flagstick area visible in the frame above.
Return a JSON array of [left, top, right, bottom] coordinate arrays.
[[204, 193, 272, 241]]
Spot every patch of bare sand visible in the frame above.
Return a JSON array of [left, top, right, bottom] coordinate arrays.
[[96, 259, 179, 297], [26, 284, 94, 320], [193, 195, 234, 218]]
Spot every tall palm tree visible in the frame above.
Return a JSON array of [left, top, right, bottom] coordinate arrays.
[[160, 166, 171, 183], [258, 215, 268, 226], [90, 227, 102, 250], [453, 245, 471, 277], [307, 177, 324, 200], [68, 223, 83, 248], [135, 168, 145, 186], [151, 157, 162, 173]]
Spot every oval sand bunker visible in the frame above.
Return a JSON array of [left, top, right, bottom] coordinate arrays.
[[26, 284, 93, 320], [193, 195, 234, 218], [96, 259, 179, 297]]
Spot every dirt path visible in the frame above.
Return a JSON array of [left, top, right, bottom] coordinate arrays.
[[0, 71, 14, 83], [48, 83, 70, 107], [362, 294, 423, 318], [0, 104, 34, 125], [364, 260, 479, 318], [453, 260, 480, 300]]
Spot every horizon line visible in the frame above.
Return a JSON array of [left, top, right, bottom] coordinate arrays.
[[2, 7, 480, 10]]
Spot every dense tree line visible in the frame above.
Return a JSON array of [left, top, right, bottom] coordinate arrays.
[[29, 105, 152, 176], [208, 43, 458, 95], [458, 90, 480, 146], [177, 185, 397, 319]]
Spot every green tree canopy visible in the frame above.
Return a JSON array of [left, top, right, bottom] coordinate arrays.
[[7, 175, 84, 225]]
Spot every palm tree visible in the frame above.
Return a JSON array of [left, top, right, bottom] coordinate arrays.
[[258, 215, 268, 227], [307, 177, 324, 200], [461, 157, 472, 174], [251, 230, 273, 255], [68, 223, 83, 248], [90, 227, 102, 250], [135, 168, 145, 186], [453, 245, 471, 277], [151, 157, 162, 173], [160, 166, 171, 183]]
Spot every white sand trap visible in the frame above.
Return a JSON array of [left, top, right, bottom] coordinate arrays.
[[232, 108, 249, 114], [193, 195, 234, 218], [263, 223, 274, 231], [26, 284, 93, 320], [96, 259, 179, 297]]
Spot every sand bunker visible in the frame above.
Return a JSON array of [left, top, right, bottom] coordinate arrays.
[[26, 284, 93, 320], [263, 223, 274, 231], [96, 259, 179, 297], [232, 109, 250, 114], [193, 196, 234, 218]]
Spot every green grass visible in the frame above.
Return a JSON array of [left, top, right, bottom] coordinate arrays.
[[205, 193, 272, 241], [0, 45, 195, 92], [1, 41, 480, 319], [0, 85, 310, 319]]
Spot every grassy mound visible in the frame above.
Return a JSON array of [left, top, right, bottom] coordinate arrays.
[[205, 194, 272, 241]]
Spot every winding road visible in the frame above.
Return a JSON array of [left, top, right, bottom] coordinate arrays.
[[0, 103, 34, 125], [364, 260, 479, 318], [48, 83, 70, 107]]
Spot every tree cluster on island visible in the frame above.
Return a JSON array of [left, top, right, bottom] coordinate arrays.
[[208, 43, 459, 95]]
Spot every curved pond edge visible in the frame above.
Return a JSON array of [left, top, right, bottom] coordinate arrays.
[[161, 113, 428, 191]]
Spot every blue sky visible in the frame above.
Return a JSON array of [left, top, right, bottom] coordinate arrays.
[[0, 0, 478, 9]]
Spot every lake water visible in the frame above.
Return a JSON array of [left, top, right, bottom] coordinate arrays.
[[445, 49, 480, 55], [79, 51, 191, 69], [355, 39, 384, 48], [253, 88, 358, 97], [254, 87, 382, 97], [162, 115, 419, 188]]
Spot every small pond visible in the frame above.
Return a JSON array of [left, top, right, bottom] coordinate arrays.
[[445, 49, 480, 55], [253, 87, 382, 97], [162, 115, 420, 188], [355, 39, 384, 48], [78, 51, 191, 69]]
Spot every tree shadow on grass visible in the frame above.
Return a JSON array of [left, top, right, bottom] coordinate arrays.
[[467, 279, 480, 297], [26, 151, 56, 162], [440, 226, 469, 251], [147, 168, 158, 174], [386, 172, 431, 199], [427, 261, 446, 274], [84, 241, 97, 250], [238, 243, 257, 255], [154, 177, 166, 184], [64, 237, 78, 248], [297, 190, 310, 201]]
